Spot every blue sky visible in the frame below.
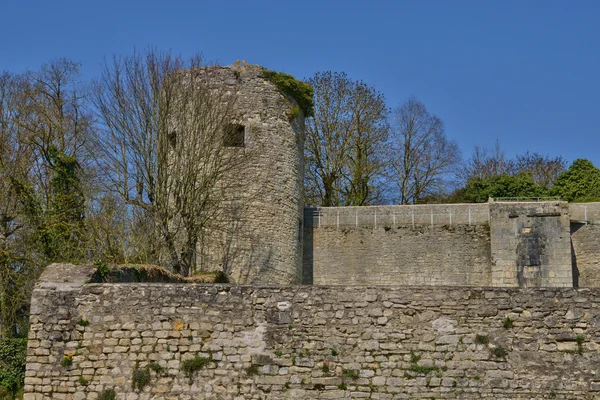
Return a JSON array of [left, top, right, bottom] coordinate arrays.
[[1, 0, 598, 167]]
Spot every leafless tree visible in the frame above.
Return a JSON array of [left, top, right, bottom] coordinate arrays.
[[461, 140, 516, 182], [389, 97, 461, 204], [93, 49, 249, 276], [515, 151, 566, 187], [305, 71, 389, 206]]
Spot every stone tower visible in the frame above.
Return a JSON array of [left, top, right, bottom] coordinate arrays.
[[191, 64, 306, 284]]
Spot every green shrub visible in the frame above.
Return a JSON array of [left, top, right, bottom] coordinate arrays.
[[147, 362, 164, 375], [131, 364, 151, 391], [0, 338, 27, 398], [475, 334, 489, 345], [410, 351, 421, 363], [245, 364, 259, 376], [491, 346, 508, 358], [342, 369, 359, 380], [503, 316, 513, 329], [261, 70, 314, 116], [77, 319, 89, 327], [60, 354, 73, 368], [182, 354, 212, 381], [78, 376, 89, 386], [408, 364, 439, 374], [99, 389, 116, 400]]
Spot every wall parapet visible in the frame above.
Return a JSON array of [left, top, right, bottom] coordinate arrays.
[[569, 202, 600, 224], [305, 203, 490, 228]]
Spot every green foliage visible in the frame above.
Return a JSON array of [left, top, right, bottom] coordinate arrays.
[[147, 362, 164, 375], [576, 335, 585, 355], [287, 105, 300, 122], [131, 364, 151, 391], [77, 319, 89, 327], [331, 349, 338, 357], [475, 334, 489, 345], [0, 338, 27, 398], [337, 382, 348, 390], [181, 354, 212, 380], [408, 364, 439, 374], [453, 173, 548, 203], [245, 364, 259, 376], [78, 376, 89, 386], [503, 316, 513, 329], [491, 346, 508, 358], [261, 69, 314, 116], [410, 351, 421, 363], [9, 146, 85, 262], [60, 354, 73, 368], [342, 369, 359, 380], [553, 159, 600, 202], [99, 388, 116, 400], [321, 363, 330, 373]]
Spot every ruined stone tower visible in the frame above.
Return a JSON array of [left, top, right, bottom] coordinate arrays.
[[190, 64, 306, 284]]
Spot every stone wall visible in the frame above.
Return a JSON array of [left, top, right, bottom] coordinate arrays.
[[305, 225, 491, 286], [304, 202, 589, 288], [191, 65, 304, 284], [489, 202, 572, 287], [571, 223, 600, 287], [25, 265, 600, 399]]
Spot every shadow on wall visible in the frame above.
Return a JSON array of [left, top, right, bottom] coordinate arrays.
[[570, 222, 584, 288]]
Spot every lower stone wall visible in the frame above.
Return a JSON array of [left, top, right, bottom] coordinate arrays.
[[26, 279, 600, 399]]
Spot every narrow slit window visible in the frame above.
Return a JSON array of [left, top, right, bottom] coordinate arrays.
[[224, 124, 245, 147], [168, 131, 177, 148]]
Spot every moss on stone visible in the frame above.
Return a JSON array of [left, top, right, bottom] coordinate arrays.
[[261, 69, 314, 117]]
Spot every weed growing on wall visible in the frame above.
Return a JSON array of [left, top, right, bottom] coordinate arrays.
[[182, 354, 213, 382], [261, 69, 314, 116], [475, 334, 489, 345], [131, 363, 151, 391], [99, 389, 116, 400]]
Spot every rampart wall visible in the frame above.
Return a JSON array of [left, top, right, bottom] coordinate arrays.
[[25, 264, 600, 399], [304, 202, 589, 287]]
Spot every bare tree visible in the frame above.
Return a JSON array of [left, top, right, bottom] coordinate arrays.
[[461, 140, 516, 182], [305, 71, 388, 206], [389, 97, 461, 204], [515, 151, 566, 187], [93, 49, 248, 276]]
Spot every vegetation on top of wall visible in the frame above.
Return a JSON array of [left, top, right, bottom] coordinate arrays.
[[261, 69, 314, 117], [90, 264, 222, 284], [0, 338, 27, 399]]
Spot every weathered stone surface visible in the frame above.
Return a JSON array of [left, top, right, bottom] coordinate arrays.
[[25, 281, 600, 399]]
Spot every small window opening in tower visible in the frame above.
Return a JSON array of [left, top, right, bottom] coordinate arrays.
[[223, 124, 245, 147], [168, 131, 177, 148]]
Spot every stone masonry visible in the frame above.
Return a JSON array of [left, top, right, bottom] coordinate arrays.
[[24, 264, 600, 399], [189, 65, 304, 285], [304, 201, 600, 288]]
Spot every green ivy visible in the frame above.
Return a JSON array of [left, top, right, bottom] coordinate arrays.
[[261, 69, 314, 117], [0, 338, 27, 399]]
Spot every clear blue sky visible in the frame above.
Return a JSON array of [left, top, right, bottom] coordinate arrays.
[[1, 0, 598, 167]]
